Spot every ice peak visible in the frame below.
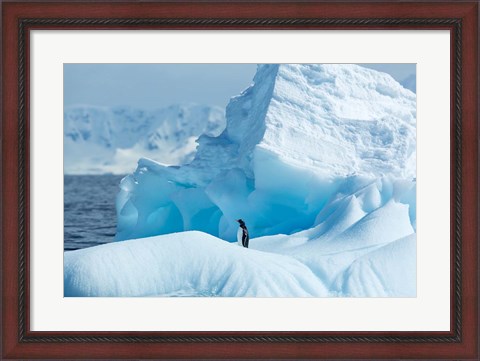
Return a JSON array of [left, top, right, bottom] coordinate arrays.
[[195, 63, 416, 179]]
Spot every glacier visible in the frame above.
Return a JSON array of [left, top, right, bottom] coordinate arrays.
[[64, 64, 416, 297], [64, 104, 225, 174]]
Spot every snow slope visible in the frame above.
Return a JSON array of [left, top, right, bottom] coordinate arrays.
[[64, 104, 225, 174], [250, 176, 416, 297], [64, 225, 415, 297], [64, 231, 328, 297]]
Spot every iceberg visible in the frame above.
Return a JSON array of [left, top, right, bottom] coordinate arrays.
[[116, 64, 416, 243]]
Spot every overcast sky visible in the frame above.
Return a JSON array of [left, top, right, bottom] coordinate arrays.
[[64, 63, 415, 109]]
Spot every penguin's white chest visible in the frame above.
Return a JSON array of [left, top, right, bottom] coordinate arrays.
[[237, 227, 243, 246]]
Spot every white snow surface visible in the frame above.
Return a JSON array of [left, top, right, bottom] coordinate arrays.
[[64, 64, 417, 297], [64, 104, 225, 174], [64, 231, 329, 297]]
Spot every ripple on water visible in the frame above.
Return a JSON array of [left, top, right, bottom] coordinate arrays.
[[64, 174, 125, 251]]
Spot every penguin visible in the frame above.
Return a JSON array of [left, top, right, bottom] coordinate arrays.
[[236, 219, 249, 248]]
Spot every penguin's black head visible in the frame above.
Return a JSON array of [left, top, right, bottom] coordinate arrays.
[[236, 219, 245, 226]]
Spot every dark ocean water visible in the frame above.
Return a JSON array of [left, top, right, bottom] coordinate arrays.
[[64, 174, 125, 251]]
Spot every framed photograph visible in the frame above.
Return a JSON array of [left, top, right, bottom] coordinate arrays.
[[1, 1, 478, 359]]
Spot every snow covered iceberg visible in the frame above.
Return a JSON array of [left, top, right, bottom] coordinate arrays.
[[116, 64, 416, 243], [64, 104, 225, 174]]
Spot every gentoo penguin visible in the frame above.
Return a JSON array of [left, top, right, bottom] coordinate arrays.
[[236, 219, 249, 248]]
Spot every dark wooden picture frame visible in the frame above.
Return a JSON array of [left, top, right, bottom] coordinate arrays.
[[1, 1, 478, 359]]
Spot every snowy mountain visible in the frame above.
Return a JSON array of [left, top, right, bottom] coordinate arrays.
[[65, 64, 417, 297], [64, 104, 226, 174]]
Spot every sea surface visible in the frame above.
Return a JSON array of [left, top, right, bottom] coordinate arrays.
[[64, 174, 124, 251]]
